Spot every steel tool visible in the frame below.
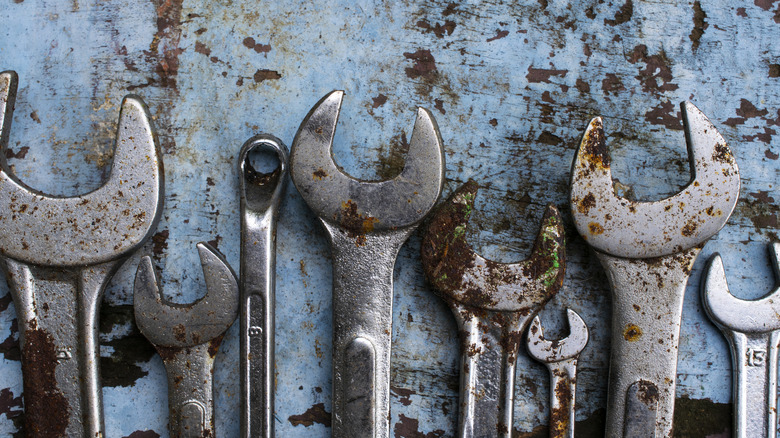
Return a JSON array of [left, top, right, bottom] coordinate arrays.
[[702, 243, 780, 438], [0, 71, 164, 436], [134, 242, 239, 438], [290, 90, 444, 438], [569, 102, 740, 437], [527, 308, 589, 438], [420, 180, 565, 438], [238, 134, 288, 438]]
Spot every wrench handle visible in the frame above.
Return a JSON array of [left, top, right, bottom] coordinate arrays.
[[545, 361, 578, 438], [3, 258, 116, 438], [160, 342, 220, 438], [596, 248, 700, 438], [325, 224, 414, 438], [723, 331, 780, 438], [451, 304, 526, 438]]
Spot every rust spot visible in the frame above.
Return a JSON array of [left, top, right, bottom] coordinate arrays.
[[403, 49, 437, 79], [633, 304, 641, 311], [313, 169, 327, 180], [690, 1, 708, 50], [681, 219, 698, 237], [644, 101, 682, 130], [433, 98, 445, 114], [393, 414, 446, 437], [770, 64, 780, 78], [21, 324, 69, 436], [123, 431, 162, 438], [578, 193, 597, 215], [207, 334, 224, 358], [416, 19, 456, 38], [489, 118, 498, 126], [242, 37, 271, 55], [629, 45, 679, 95], [5, 146, 29, 159], [604, 0, 633, 26], [588, 222, 604, 235], [623, 324, 642, 341], [288, 403, 332, 427], [526, 67, 568, 84], [601, 73, 624, 95], [372, 94, 388, 108], [486, 29, 509, 42], [635, 379, 659, 405], [712, 143, 732, 164], [154, 345, 181, 362], [253, 69, 281, 83], [339, 200, 379, 246], [390, 386, 415, 406], [575, 78, 590, 93], [29, 111, 41, 123], [538, 131, 562, 146], [581, 118, 610, 170], [152, 230, 169, 256], [173, 324, 187, 343], [194, 41, 211, 56], [549, 369, 573, 436]]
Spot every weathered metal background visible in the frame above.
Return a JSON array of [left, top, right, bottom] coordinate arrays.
[[1, 0, 779, 436]]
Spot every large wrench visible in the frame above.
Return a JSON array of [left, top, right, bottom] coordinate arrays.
[[526, 308, 589, 438], [420, 180, 565, 438], [702, 243, 780, 438], [238, 134, 288, 438], [0, 71, 164, 436], [134, 242, 239, 438], [290, 90, 445, 438], [569, 102, 740, 437]]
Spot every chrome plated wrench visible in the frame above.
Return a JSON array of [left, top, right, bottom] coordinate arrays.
[[421, 180, 565, 438], [569, 102, 740, 437], [238, 134, 288, 438], [290, 91, 444, 438], [702, 243, 780, 438], [527, 308, 589, 438], [0, 71, 164, 436], [134, 242, 239, 438]]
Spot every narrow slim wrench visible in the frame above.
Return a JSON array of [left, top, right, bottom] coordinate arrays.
[[703, 244, 780, 438], [238, 134, 288, 438], [527, 309, 589, 438], [0, 71, 164, 436]]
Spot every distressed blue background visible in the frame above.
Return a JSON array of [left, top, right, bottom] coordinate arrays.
[[1, 0, 779, 436]]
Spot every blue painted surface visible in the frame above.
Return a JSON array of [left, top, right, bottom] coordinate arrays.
[[0, 0, 779, 436]]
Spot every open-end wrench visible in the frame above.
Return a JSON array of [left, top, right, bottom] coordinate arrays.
[[134, 242, 239, 438], [290, 90, 444, 438], [569, 102, 740, 437], [0, 71, 164, 436], [702, 243, 780, 438], [526, 308, 589, 438], [238, 134, 288, 438], [420, 180, 565, 438]]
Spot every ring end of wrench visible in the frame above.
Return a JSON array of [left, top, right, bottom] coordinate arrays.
[[239, 133, 289, 214]]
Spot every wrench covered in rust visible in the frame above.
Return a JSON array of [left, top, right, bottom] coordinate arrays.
[[0, 71, 164, 436], [421, 180, 565, 438]]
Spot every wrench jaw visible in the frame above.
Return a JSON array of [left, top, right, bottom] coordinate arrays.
[[526, 309, 589, 364], [570, 102, 740, 259], [0, 71, 18, 165]]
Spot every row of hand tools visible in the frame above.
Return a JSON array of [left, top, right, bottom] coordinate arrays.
[[0, 69, 776, 438]]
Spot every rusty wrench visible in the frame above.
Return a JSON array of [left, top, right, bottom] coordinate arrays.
[[526, 308, 589, 438], [290, 91, 445, 438], [238, 134, 288, 438], [421, 180, 565, 438], [569, 102, 740, 437], [134, 242, 239, 438], [0, 71, 164, 436], [702, 243, 780, 438]]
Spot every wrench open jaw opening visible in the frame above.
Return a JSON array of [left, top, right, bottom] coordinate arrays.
[[702, 244, 780, 438], [290, 91, 444, 438], [568, 102, 740, 438], [134, 242, 239, 438], [0, 70, 164, 437], [421, 180, 565, 438]]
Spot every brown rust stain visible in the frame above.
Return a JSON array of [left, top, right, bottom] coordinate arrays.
[[623, 324, 642, 341], [254, 69, 282, 83], [390, 386, 415, 406], [377, 132, 410, 181], [207, 334, 224, 358], [604, 0, 633, 26], [123, 430, 162, 438], [681, 218, 698, 237], [645, 101, 683, 131], [578, 193, 596, 215], [288, 403, 332, 427], [313, 169, 327, 180], [690, 1, 708, 50], [588, 222, 604, 235], [581, 118, 610, 171], [100, 304, 157, 388], [339, 200, 379, 246], [549, 369, 573, 436], [393, 414, 445, 437], [371, 94, 388, 108], [152, 230, 169, 257], [601, 73, 624, 95], [629, 45, 679, 95], [526, 67, 568, 84], [5, 146, 29, 159], [416, 19, 456, 38], [673, 396, 730, 437], [21, 323, 69, 436], [242, 37, 271, 55], [486, 29, 509, 42], [403, 49, 437, 79]]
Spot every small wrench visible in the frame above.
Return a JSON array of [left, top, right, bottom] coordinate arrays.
[[569, 102, 740, 437], [134, 242, 239, 438], [290, 90, 444, 438], [526, 308, 589, 438], [420, 180, 565, 438], [702, 243, 780, 438], [238, 134, 288, 438], [0, 71, 164, 436]]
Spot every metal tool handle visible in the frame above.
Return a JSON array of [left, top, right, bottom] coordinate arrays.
[[239, 134, 288, 438], [160, 343, 220, 438], [596, 247, 700, 438], [450, 303, 525, 438], [723, 331, 780, 438], [3, 258, 117, 438], [324, 224, 414, 438], [545, 361, 578, 438]]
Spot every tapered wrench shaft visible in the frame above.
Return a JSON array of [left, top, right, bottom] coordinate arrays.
[[239, 135, 288, 438]]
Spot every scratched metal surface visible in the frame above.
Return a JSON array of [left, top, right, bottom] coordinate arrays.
[[0, 0, 779, 436]]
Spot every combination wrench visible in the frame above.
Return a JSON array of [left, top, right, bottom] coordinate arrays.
[[421, 180, 565, 438], [526, 308, 589, 438], [569, 102, 740, 437], [0, 71, 164, 436], [134, 242, 239, 438], [290, 90, 445, 438], [702, 243, 780, 438], [238, 134, 288, 438]]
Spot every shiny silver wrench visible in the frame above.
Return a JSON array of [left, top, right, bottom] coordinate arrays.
[[238, 134, 288, 438], [702, 243, 780, 438], [134, 242, 239, 438], [527, 308, 589, 438], [0, 71, 164, 436], [290, 90, 444, 438], [421, 180, 565, 438], [570, 102, 740, 437]]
